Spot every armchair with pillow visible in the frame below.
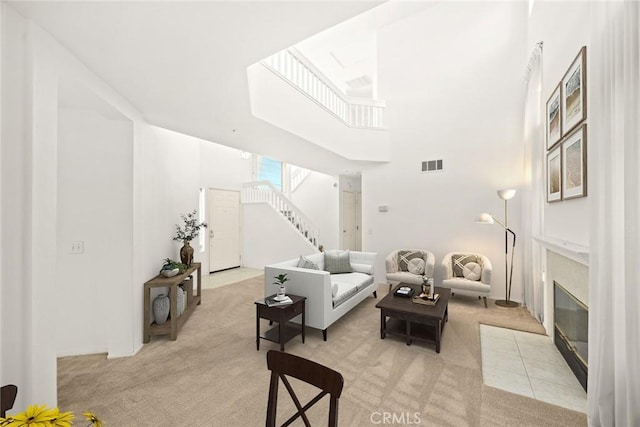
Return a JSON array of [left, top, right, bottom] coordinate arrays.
[[385, 249, 435, 291], [441, 252, 492, 307]]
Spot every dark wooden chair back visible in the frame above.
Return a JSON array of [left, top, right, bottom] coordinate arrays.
[[266, 350, 344, 427], [1, 384, 18, 418]]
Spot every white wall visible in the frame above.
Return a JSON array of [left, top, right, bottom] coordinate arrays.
[[290, 171, 339, 250], [363, 1, 527, 301], [57, 107, 133, 357], [1, 3, 29, 404], [528, 1, 591, 247], [0, 7, 254, 408], [242, 203, 318, 269]]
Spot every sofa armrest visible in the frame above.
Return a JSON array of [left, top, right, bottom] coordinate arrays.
[[385, 251, 399, 274], [441, 252, 455, 280], [264, 264, 333, 330]]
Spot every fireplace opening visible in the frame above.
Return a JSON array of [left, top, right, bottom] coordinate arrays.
[[554, 281, 588, 391]]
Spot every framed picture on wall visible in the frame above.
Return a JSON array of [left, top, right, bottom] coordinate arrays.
[[562, 124, 587, 200], [547, 145, 562, 202], [561, 46, 587, 136], [546, 83, 562, 150]]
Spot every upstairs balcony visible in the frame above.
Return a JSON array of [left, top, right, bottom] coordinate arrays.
[[247, 48, 390, 162]]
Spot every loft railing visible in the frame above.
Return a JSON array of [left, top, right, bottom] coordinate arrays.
[[242, 181, 319, 247], [290, 167, 311, 192], [261, 48, 386, 130]]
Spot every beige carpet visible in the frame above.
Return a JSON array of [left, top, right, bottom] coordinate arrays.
[[58, 277, 586, 426]]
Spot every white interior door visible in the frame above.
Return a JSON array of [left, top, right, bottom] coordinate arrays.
[[342, 190, 358, 250], [208, 189, 241, 273]]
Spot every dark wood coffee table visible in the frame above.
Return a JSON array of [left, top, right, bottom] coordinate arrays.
[[255, 294, 305, 351], [375, 284, 450, 353]]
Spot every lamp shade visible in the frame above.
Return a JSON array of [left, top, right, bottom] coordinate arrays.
[[475, 213, 494, 224], [497, 189, 516, 200]]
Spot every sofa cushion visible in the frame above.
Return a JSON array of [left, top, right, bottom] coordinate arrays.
[[297, 255, 319, 270], [442, 277, 490, 293], [351, 263, 373, 275], [462, 262, 482, 281], [331, 281, 359, 308], [324, 250, 352, 274], [452, 254, 480, 277], [398, 250, 425, 274]]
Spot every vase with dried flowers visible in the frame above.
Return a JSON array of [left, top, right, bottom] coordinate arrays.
[[173, 210, 207, 267]]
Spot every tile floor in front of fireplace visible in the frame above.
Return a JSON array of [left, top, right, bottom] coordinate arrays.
[[480, 324, 587, 413]]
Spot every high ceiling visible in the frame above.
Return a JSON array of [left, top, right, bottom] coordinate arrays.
[[8, 1, 384, 174]]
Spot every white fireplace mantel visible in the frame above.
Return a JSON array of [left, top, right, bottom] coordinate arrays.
[[533, 235, 589, 266]]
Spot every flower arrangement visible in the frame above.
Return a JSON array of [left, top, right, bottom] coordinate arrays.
[[172, 210, 207, 242], [0, 405, 102, 427]]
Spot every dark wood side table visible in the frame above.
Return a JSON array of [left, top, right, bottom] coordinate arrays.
[[255, 294, 306, 351]]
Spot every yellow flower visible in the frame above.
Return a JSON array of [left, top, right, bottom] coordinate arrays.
[[4, 404, 56, 427], [48, 408, 74, 427], [82, 412, 103, 427]]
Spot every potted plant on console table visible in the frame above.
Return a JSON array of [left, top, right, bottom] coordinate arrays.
[[173, 209, 207, 267]]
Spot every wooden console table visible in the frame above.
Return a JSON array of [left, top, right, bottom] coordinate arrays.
[[144, 262, 202, 342]]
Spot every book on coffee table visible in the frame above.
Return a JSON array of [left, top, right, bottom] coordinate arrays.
[[412, 293, 440, 306], [394, 286, 415, 298]]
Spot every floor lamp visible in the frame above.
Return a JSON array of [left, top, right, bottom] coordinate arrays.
[[476, 189, 518, 308]]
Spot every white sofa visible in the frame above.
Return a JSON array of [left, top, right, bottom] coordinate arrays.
[[264, 250, 377, 340]]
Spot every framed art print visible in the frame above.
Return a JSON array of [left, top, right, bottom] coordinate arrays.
[[547, 145, 562, 202], [561, 46, 587, 136], [546, 83, 562, 150], [562, 124, 587, 200]]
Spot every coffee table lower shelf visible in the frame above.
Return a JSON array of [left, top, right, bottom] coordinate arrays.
[[383, 318, 444, 350]]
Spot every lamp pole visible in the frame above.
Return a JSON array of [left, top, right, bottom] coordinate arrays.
[[496, 189, 518, 308]]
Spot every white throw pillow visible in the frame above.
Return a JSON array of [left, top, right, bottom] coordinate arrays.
[[407, 258, 426, 275], [351, 263, 373, 275], [462, 262, 482, 281], [332, 283, 339, 297]]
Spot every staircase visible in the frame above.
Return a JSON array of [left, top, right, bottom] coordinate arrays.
[[242, 181, 319, 248]]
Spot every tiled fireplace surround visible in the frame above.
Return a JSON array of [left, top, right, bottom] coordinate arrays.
[[538, 237, 589, 387]]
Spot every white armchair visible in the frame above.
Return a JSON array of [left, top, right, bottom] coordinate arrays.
[[385, 249, 435, 291], [441, 252, 492, 307]]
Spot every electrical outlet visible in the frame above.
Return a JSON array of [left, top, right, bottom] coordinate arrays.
[[70, 241, 84, 254]]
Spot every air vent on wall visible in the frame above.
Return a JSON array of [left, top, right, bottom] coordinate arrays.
[[422, 159, 444, 173]]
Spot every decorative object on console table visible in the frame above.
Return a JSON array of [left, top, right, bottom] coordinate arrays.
[[476, 189, 518, 308], [179, 240, 194, 267], [173, 209, 207, 267], [152, 293, 170, 325]]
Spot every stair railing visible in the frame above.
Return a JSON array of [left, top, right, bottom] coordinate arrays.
[[261, 48, 386, 130], [290, 167, 311, 192], [242, 181, 319, 247]]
